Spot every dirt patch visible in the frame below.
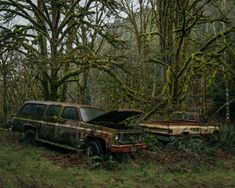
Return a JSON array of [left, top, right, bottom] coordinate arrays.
[[43, 148, 218, 172], [137, 149, 213, 164], [0, 130, 22, 145], [215, 149, 234, 160], [43, 147, 235, 172], [131, 149, 217, 173], [44, 152, 92, 168], [43, 152, 122, 171]]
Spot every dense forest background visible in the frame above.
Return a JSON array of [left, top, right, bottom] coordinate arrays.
[[0, 0, 235, 124]]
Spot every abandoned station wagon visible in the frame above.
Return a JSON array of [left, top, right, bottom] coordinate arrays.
[[12, 101, 145, 156]]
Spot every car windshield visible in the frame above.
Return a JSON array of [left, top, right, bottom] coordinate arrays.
[[80, 107, 105, 122]]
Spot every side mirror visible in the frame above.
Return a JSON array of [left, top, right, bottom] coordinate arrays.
[[57, 117, 65, 123], [45, 115, 59, 122]]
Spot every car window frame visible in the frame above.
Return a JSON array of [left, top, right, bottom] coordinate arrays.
[[45, 105, 62, 119], [60, 106, 79, 121], [19, 103, 46, 119]]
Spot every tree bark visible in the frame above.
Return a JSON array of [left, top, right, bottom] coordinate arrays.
[[2, 71, 8, 123]]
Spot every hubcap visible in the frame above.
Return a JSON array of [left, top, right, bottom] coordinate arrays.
[[87, 146, 93, 156]]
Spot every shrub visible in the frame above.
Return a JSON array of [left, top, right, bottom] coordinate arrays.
[[209, 124, 235, 151], [169, 135, 215, 155], [143, 134, 163, 151]]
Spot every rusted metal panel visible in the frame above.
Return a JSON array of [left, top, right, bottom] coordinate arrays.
[[87, 109, 143, 123], [140, 112, 219, 139], [111, 143, 146, 153]]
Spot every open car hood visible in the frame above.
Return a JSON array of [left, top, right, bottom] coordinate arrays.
[[87, 109, 143, 124]]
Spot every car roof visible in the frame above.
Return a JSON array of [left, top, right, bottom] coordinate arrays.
[[24, 101, 103, 109]]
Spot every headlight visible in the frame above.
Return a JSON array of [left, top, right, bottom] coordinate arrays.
[[115, 133, 122, 142], [115, 134, 120, 141], [139, 134, 142, 141]]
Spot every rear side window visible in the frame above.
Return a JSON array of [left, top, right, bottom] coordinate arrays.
[[19, 104, 46, 118], [172, 113, 183, 121], [46, 105, 61, 117], [199, 115, 208, 125], [61, 107, 79, 121], [186, 114, 196, 122]]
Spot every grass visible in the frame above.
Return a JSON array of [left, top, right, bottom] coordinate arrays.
[[0, 130, 235, 188]]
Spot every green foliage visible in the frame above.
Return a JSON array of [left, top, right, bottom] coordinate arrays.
[[169, 136, 215, 155], [88, 155, 122, 171], [164, 66, 173, 101], [170, 125, 235, 155], [102, 154, 121, 170], [143, 134, 163, 151], [208, 125, 235, 151], [1, 130, 235, 187], [0, 0, 235, 119]]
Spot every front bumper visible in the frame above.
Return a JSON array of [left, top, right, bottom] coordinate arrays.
[[111, 143, 146, 153]]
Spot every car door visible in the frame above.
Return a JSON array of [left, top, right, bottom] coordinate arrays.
[[54, 106, 80, 146], [185, 113, 201, 135], [13, 103, 46, 132], [37, 105, 62, 141], [199, 115, 209, 134]]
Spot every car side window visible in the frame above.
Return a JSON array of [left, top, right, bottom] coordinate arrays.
[[172, 113, 183, 121], [199, 115, 208, 125], [19, 104, 46, 118], [186, 114, 196, 122], [61, 107, 79, 121], [46, 105, 61, 118]]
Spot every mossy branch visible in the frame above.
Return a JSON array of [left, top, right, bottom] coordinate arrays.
[[24, 0, 52, 27], [56, 65, 90, 87], [177, 27, 235, 79]]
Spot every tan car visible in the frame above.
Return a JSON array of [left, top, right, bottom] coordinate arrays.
[[140, 112, 219, 141], [12, 101, 145, 156]]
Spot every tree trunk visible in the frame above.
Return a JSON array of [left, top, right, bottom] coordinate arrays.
[[37, 0, 50, 100], [48, 0, 60, 101], [223, 66, 230, 125], [2, 71, 8, 123], [221, 0, 230, 125]]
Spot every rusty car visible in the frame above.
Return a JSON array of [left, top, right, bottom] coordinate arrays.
[[12, 101, 145, 156], [140, 111, 219, 142]]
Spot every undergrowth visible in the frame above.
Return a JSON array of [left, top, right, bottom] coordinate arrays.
[[0, 127, 235, 188], [212, 124, 235, 151]]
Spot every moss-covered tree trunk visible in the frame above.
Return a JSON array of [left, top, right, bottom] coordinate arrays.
[[37, 0, 50, 100], [2, 68, 8, 123]]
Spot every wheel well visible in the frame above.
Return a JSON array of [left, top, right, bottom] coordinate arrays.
[[85, 136, 106, 152], [24, 125, 36, 132]]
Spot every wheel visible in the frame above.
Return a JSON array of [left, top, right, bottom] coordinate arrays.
[[213, 131, 220, 138], [205, 131, 219, 146], [85, 140, 103, 157], [24, 129, 36, 145]]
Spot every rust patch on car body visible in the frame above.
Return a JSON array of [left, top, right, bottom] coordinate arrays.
[[140, 112, 219, 141], [12, 101, 145, 155]]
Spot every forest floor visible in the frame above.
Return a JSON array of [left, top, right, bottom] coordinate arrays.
[[0, 128, 235, 188]]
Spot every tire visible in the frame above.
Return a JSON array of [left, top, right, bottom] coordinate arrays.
[[85, 140, 103, 157], [213, 131, 220, 138], [24, 129, 36, 145]]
